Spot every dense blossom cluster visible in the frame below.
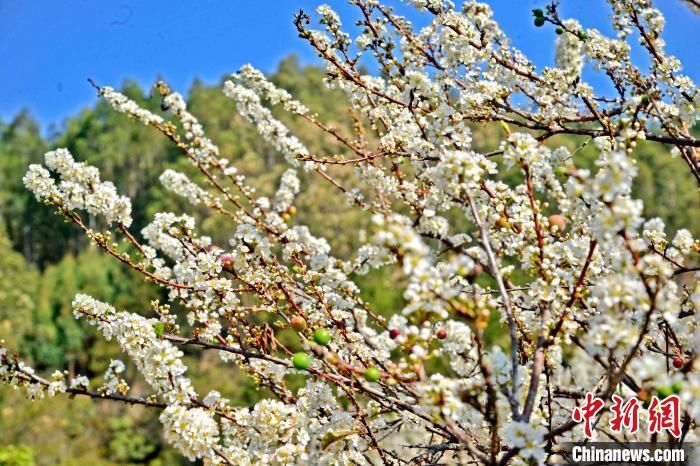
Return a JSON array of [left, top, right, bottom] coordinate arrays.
[[3, 0, 700, 464], [24, 148, 133, 226]]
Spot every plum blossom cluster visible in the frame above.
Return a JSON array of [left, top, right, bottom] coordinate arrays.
[[24, 148, 133, 226], [6, 0, 700, 465]]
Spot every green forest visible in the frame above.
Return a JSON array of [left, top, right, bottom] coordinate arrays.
[[0, 56, 698, 465]]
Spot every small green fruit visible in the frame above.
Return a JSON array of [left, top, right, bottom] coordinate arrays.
[[153, 322, 165, 338], [364, 367, 381, 382], [555, 166, 568, 176], [656, 385, 673, 398], [532, 8, 544, 17], [313, 328, 332, 346], [671, 381, 683, 394], [292, 352, 311, 370], [534, 17, 546, 27], [556, 27, 564, 35]]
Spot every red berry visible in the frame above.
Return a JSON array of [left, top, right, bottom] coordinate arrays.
[[437, 329, 447, 340], [290, 316, 307, 332], [221, 255, 234, 267], [389, 329, 400, 339], [673, 357, 683, 369]]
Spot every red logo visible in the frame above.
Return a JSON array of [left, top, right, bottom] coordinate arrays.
[[573, 392, 682, 438], [648, 395, 681, 438], [572, 392, 605, 439], [609, 394, 642, 434]]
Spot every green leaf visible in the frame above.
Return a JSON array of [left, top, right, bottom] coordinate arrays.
[[153, 322, 165, 338]]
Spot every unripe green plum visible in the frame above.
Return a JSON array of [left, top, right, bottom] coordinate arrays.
[[292, 352, 311, 370], [313, 328, 332, 346], [364, 367, 381, 382]]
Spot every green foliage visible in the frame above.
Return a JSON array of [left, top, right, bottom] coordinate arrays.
[[0, 446, 35, 466], [107, 416, 158, 463], [27, 248, 160, 371], [633, 141, 699, 234], [0, 224, 39, 350], [354, 267, 406, 318]]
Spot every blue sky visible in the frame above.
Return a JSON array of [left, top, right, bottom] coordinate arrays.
[[1, 0, 698, 130]]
